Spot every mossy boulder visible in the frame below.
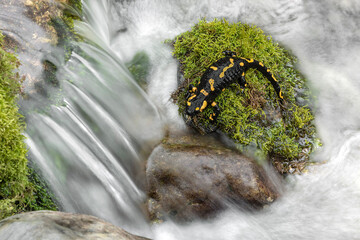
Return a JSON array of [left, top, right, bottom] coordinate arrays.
[[171, 19, 320, 172]]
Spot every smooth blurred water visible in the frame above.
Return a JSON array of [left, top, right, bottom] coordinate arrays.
[[4, 0, 360, 239], [25, 40, 164, 234]]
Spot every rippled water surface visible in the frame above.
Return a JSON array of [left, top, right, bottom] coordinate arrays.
[[3, 0, 360, 239]]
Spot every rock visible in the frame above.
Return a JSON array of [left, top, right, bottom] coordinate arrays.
[[146, 133, 280, 222], [170, 19, 320, 171], [0, 211, 150, 240]]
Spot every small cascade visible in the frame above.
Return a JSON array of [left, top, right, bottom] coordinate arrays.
[[25, 1, 164, 235]]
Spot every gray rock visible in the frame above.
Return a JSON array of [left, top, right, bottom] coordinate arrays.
[[146, 133, 281, 222], [0, 211, 150, 240]]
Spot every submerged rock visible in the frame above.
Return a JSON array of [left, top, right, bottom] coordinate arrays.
[[0, 211, 150, 240], [126, 51, 151, 89], [146, 133, 280, 222]]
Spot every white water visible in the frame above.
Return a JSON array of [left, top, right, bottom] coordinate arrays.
[[16, 0, 360, 239]]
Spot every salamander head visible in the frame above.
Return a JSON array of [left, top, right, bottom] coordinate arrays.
[[185, 94, 207, 116], [222, 50, 237, 57]]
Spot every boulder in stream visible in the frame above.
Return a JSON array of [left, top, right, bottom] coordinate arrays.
[[170, 19, 320, 174], [146, 133, 281, 222], [0, 211, 150, 240]]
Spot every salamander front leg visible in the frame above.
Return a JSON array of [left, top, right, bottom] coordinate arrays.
[[238, 72, 247, 89], [186, 84, 198, 99], [188, 84, 197, 93]]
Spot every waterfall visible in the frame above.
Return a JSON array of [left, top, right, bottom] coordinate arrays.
[[25, 0, 164, 236]]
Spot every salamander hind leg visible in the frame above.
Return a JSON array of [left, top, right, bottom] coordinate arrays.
[[238, 72, 247, 89], [232, 72, 247, 95], [197, 101, 220, 134], [208, 102, 220, 122]]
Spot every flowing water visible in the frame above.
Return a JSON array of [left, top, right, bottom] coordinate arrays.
[[3, 0, 360, 239]]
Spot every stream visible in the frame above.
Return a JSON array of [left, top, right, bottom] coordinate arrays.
[[3, 0, 360, 239]]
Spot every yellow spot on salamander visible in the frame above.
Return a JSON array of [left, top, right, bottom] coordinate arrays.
[[188, 94, 197, 101], [259, 62, 264, 67], [196, 107, 200, 111], [209, 113, 216, 121], [272, 75, 278, 82], [209, 79, 215, 91], [240, 62, 245, 67], [279, 90, 283, 99], [200, 101, 207, 112], [192, 87, 197, 92], [200, 89, 209, 96], [210, 66, 218, 71], [248, 59, 254, 63], [220, 58, 234, 78], [267, 69, 270, 72], [242, 72, 245, 76], [187, 101, 191, 106], [211, 102, 217, 107]]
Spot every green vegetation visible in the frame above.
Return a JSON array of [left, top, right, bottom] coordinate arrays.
[[64, 0, 83, 22], [126, 51, 151, 88], [0, 0, 85, 220], [0, 32, 29, 218], [26, 165, 58, 212], [172, 19, 320, 169], [0, 32, 57, 219], [55, 0, 83, 58]]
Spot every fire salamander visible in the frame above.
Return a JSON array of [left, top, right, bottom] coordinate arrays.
[[185, 51, 284, 124]]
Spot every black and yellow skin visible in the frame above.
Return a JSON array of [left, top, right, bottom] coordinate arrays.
[[185, 51, 284, 123]]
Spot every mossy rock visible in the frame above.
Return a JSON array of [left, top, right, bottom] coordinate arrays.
[[171, 19, 320, 171], [0, 31, 31, 218], [0, 31, 58, 219]]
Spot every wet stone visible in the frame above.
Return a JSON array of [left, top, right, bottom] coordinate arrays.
[[0, 211, 150, 240], [146, 133, 281, 222]]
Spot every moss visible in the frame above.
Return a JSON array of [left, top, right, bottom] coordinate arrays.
[[0, 32, 31, 218], [172, 19, 319, 170], [0, 31, 58, 219], [47, 0, 83, 65], [65, 0, 83, 17], [25, 166, 58, 211], [0, 0, 80, 219], [59, 0, 83, 40]]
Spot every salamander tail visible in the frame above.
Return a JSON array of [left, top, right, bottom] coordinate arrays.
[[247, 59, 284, 102]]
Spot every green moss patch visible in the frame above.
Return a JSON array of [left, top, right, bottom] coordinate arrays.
[[171, 19, 320, 172], [0, 32, 31, 218], [0, 32, 57, 219]]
